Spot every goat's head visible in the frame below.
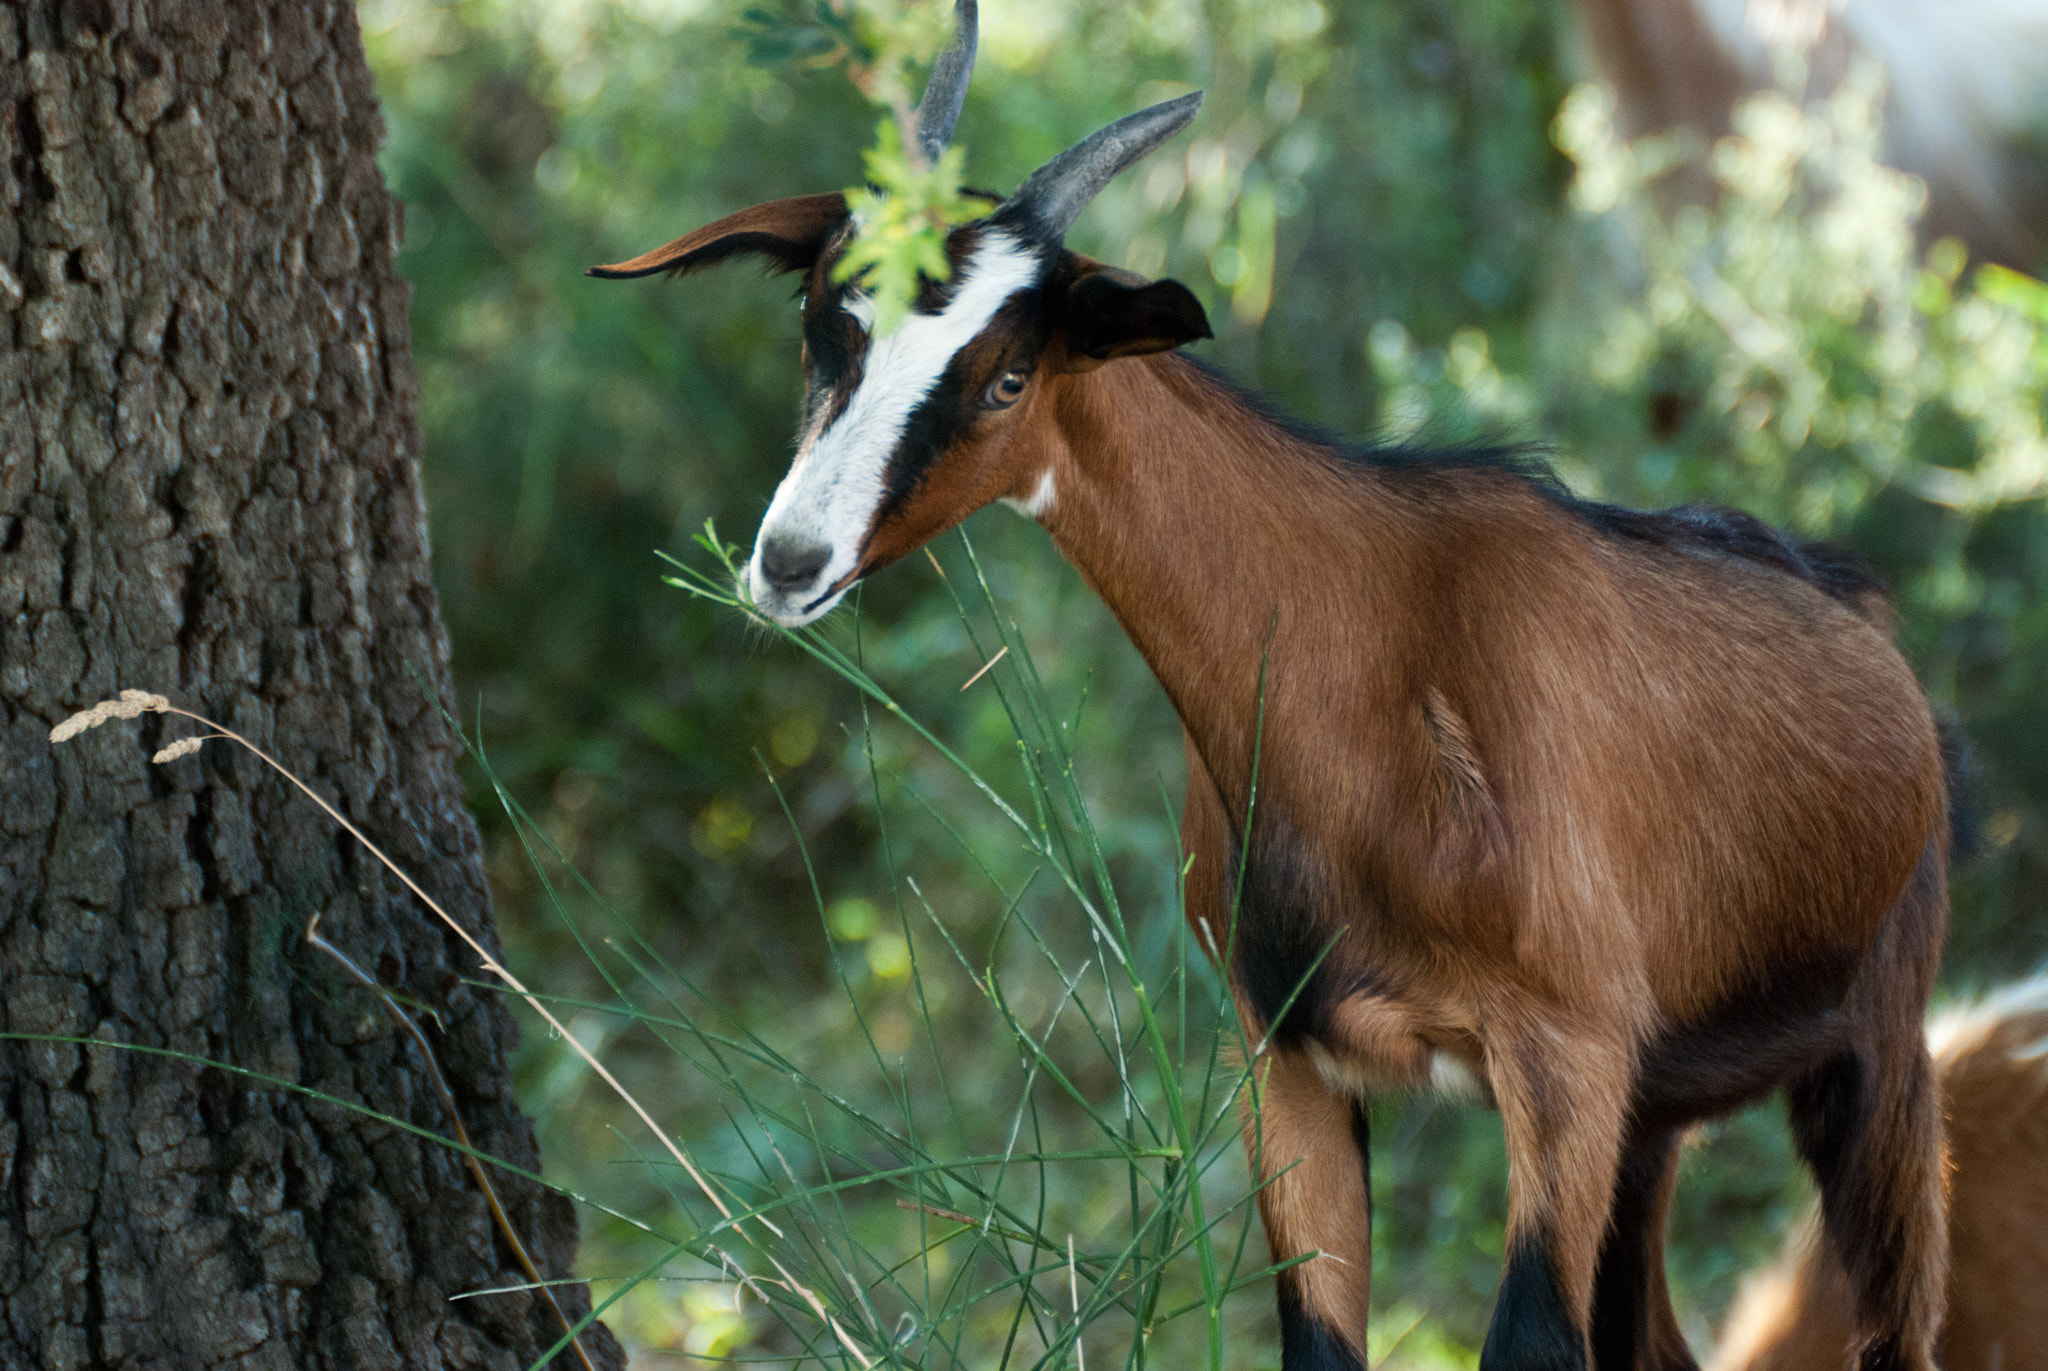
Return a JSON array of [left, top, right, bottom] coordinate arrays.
[[590, 0, 1209, 624]]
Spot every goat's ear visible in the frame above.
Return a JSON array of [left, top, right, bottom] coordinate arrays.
[[587, 192, 850, 280], [1064, 270, 1213, 359]]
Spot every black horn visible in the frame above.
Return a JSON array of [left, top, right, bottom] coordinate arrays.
[[1003, 92, 1203, 239], [912, 0, 978, 166]]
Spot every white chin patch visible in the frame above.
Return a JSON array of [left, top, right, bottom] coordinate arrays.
[[746, 230, 1043, 616]]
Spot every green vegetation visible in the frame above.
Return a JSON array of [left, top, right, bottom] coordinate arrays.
[[360, 0, 2048, 1362]]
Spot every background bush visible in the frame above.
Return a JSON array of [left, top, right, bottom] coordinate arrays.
[[359, 0, 2048, 1362]]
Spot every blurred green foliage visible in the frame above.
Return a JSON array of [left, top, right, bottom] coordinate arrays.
[[360, 0, 2048, 1362]]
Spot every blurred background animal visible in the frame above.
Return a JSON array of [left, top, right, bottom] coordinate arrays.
[[1712, 980, 2048, 1371], [1577, 0, 2048, 265]]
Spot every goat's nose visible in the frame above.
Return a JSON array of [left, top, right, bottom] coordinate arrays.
[[759, 535, 831, 591]]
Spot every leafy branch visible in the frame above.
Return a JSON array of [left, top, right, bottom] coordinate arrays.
[[839, 126, 981, 333], [739, 0, 981, 333]]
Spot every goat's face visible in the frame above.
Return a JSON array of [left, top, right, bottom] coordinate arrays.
[[744, 221, 1206, 624], [593, 197, 1210, 625], [590, 66, 1206, 624], [755, 222, 1052, 624]]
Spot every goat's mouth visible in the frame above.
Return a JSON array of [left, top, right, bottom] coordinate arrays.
[[767, 583, 854, 627], [797, 575, 859, 619], [743, 562, 861, 628]]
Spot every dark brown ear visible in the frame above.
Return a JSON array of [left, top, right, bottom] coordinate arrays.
[[1064, 270, 1213, 359], [587, 192, 850, 280]]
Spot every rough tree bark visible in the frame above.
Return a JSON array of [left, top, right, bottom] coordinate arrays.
[[0, 2, 623, 1367]]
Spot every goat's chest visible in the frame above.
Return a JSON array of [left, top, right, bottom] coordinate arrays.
[[1225, 814, 1452, 1009]]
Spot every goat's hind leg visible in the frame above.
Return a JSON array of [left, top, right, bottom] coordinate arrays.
[[1786, 850, 1948, 1371], [1787, 1034, 1946, 1371], [1482, 1028, 1635, 1371], [1589, 1129, 1698, 1371]]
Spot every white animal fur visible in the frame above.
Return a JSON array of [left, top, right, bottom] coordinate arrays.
[[1000, 469, 1058, 520], [1304, 1038, 1490, 1104]]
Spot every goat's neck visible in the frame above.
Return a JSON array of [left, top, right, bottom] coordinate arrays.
[[1039, 352, 1408, 813]]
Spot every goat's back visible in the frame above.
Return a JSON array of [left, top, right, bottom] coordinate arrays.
[[1347, 471, 1946, 1021]]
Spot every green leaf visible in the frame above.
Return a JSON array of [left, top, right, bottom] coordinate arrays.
[[1978, 263, 2048, 324], [834, 121, 980, 334]]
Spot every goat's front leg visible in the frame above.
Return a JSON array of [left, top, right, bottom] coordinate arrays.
[[1245, 1039, 1375, 1371], [1180, 737, 1372, 1369], [1482, 1025, 1635, 1371]]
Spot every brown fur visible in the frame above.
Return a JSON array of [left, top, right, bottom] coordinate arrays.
[[586, 193, 850, 279], [1714, 981, 2048, 1371], [1421, 686, 1508, 874], [1245, 1041, 1378, 1363]]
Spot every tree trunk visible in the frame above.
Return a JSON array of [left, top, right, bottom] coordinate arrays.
[[0, 3, 622, 1367]]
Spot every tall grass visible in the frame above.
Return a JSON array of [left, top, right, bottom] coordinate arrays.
[[487, 523, 1297, 1369], [471, 520, 1521, 1367]]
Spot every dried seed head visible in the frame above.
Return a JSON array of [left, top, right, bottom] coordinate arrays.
[[50, 690, 173, 743], [152, 737, 205, 764]]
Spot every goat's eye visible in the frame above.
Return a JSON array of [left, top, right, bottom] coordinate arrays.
[[984, 371, 1028, 409]]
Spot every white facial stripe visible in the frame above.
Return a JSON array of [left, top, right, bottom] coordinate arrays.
[[749, 232, 1041, 623]]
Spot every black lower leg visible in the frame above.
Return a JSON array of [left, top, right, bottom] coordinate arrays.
[[1588, 1132, 1698, 1371], [1482, 1235, 1586, 1371], [1788, 1049, 1933, 1371], [1277, 1278, 1368, 1371]]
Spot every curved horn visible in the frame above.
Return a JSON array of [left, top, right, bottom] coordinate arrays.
[[1003, 92, 1203, 239], [913, 0, 978, 166]]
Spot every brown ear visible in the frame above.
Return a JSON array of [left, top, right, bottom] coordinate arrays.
[[587, 192, 850, 280], [1064, 269, 1212, 359]]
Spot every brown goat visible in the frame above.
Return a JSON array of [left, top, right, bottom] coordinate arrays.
[[1712, 980, 2048, 1371], [593, 7, 1957, 1367]]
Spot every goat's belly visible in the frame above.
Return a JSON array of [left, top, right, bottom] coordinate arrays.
[[1427, 1051, 1490, 1102], [1304, 988, 1494, 1104], [1304, 1037, 1492, 1104], [1632, 954, 1859, 1128]]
